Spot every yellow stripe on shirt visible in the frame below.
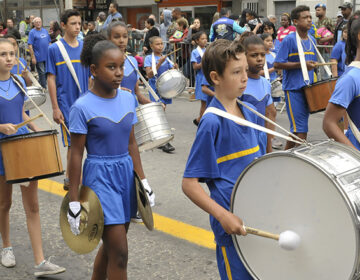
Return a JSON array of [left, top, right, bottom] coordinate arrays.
[[55, 59, 81, 66], [221, 246, 233, 280], [289, 52, 315, 57], [216, 146, 259, 164]]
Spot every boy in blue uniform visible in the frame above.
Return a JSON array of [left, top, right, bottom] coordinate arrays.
[[183, 39, 262, 280], [47, 9, 90, 188], [323, 16, 360, 150], [274, 5, 317, 150], [144, 36, 176, 153], [241, 35, 276, 154]]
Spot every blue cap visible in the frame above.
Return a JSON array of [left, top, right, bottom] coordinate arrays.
[[315, 3, 326, 9]]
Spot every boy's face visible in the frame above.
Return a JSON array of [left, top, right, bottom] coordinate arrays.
[[294, 11, 312, 31], [213, 53, 248, 99], [88, 23, 95, 31], [246, 44, 265, 74], [150, 39, 164, 54], [62, 15, 81, 38]]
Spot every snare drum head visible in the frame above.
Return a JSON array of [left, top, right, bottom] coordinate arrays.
[[156, 70, 186, 99], [232, 146, 359, 280]]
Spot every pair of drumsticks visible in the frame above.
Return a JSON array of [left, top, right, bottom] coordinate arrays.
[[16, 114, 70, 135]]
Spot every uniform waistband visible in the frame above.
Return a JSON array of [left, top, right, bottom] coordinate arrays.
[[87, 152, 129, 161]]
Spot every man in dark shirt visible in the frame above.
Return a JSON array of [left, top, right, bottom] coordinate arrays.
[[334, 2, 352, 43]]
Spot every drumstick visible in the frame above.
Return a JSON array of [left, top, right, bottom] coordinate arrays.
[[15, 114, 43, 129], [315, 62, 337, 67], [244, 226, 301, 250], [60, 120, 70, 135], [165, 48, 181, 58]]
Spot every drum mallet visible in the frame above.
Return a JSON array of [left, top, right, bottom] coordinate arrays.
[[244, 226, 301, 251], [15, 114, 43, 129]]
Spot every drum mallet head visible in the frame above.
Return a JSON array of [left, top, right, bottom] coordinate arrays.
[[244, 226, 301, 250]]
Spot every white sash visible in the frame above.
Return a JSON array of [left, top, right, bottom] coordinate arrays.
[[263, 57, 270, 81], [196, 46, 204, 58], [295, 31, 310, 85], [151, 52, 174, 76], [56, 40, 82, 94]]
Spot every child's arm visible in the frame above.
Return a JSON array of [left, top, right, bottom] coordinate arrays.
[[192, 61, 201, 71], [265, 103, 277, 153], [330, 58, 338, 77], [182, 177, 247, 236], [134, 80, 151, 105], [145, 56, 167, 78], [0, 123, 17, 135], [128, 126, 146, 179], [201, 85, 215, 97]]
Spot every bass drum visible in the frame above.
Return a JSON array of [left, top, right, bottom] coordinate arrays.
[[231, 140, 360, 280]]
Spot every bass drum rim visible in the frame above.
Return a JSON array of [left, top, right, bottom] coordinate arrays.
[[230, 141, 360, 280]]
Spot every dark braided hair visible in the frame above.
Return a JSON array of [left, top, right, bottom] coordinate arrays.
[[81, 33, 119, 67], [345, 12, 360, 65]]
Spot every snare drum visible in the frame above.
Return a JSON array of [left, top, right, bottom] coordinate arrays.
[[24, 86, 47, 111], [156, 69, 186, 99], [303, 78, 337, 113], [231, 140, 360, 280], [0, 130, 64, 183], [134, 103, 174, 152]]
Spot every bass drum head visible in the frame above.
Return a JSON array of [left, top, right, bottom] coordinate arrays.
[[231, 153, 358, 280]]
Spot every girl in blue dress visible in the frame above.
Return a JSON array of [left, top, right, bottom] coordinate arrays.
[[106, 21, 155, 208], [323, 15, 360, 151], [191, 31, 208, 126], [67, 35, 146, 279], [0, 38, 65, 276]]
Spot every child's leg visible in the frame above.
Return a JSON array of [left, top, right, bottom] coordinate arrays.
[[199, 100, 207, 120], [92, 223, 129, 280], [0, 176, 12, 248], [20, 181, 44, 265]]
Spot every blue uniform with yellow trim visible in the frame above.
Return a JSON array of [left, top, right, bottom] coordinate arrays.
[[275, 32, 317, 133], [184, 97, 262, 280], [69, 89, 138, 225], [329, 66, 360, 150], [121, 55, 140, 107], [241, 76, 272, 154], [0, 76, 29, 175], [191, 47, 208, 101], [46, 38, 90, 146], [144, 54, 174, 104]]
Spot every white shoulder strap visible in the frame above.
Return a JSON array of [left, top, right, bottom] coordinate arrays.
[[295, 31, 310, 85], [309, 38, 332, 77], [56, 40, 82, 94], [203, 107, 303, 145], [263, 57, 270, 81]]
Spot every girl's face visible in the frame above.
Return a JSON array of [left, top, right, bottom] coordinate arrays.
[[246, 44, 266, 74], [193, 19, 200, 29], [92, 48, 124, 91], [342, 29, 348, 41], [263, 36, 273, 51], [263, 25, 274, 35], [281, 16, 289, 27], [150, 38, 164, 54], [0, 42, 15, 73], [196, 33, 208, 48], [110, 25, 128, 52]]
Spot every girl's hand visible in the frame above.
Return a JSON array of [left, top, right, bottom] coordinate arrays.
[[218, 211, 247, 236], [0, 123, 17, 135]]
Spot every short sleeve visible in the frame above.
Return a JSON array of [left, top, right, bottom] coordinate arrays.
[[274, 37, 290, 63], [69, 104, 88, 134], [132, 57, 140, 80], [330, 43, 341, 60], [131, 94, 138, 125], [46, 45, 57, 75], [183, 115, 221, 181], [264, 80, 273, 106], [190, 50, 198, 64], [28, 30, 34, 45], [329, 74, 357, 109], [144, 55, 152, 68]]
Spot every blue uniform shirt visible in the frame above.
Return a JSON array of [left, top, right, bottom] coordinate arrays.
[[69, 89, 137, 156], [329, 66, 360, 150], [144, 54, 173, 104], [210, 17, 246, 42], [191, 47, 208, 101], [241, 76, 272, 154], [121, 56, 139, 106], [331, 40, 346, 77], [275, 32, 317, 90], [184, 97, 262, 246], [28, 28, 50, 62], [265, 52, 277, 82], [46, 38, 90, 121]]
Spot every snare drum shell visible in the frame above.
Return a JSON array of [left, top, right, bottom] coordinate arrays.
[[156, 69, 187, 99], [231, 141, 360, 280], [303, 78, 337, 113], [0, 130, 64, 183]]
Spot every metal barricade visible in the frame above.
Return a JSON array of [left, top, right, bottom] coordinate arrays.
[[316, 44, 334, 81]]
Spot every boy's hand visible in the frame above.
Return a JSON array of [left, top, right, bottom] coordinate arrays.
[[158, 55, 166, 64], [219, 211, 247, 236], [306, 61, 316, 70]]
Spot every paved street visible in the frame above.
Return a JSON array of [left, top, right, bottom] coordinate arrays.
[[1, 90, 328, 280]]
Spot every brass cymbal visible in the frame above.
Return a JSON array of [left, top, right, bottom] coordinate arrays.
[[134, 172, 154, 231], [60, 185, 104, 254]]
